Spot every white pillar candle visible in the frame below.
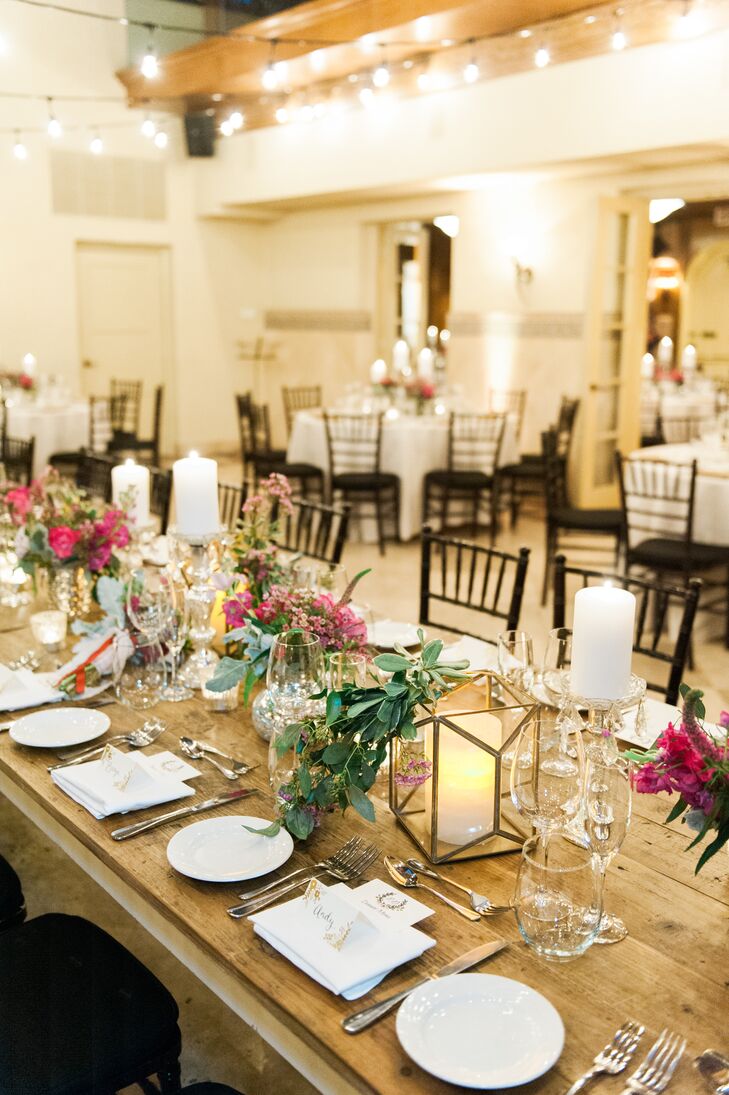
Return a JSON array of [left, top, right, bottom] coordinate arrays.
[[682, 343, 698, 371], [393, 339, 411, 375], [417, 347, 435, 379], [427, 713, 498, 846], [173, 451, 220, 537], [370, 358, 387, 384], [111, 459, 150, 526], [641, 352, 655, 379], [657, 335, 674, 367], [570, 584, 636, 700]]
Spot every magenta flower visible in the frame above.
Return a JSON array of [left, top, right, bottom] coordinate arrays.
[[49, 525, 81, 560]]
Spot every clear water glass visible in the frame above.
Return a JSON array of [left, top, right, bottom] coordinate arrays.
[[510, 709, 585, 836], [584, 755, 632, 943], [515, 833, 602, 962], [497, 630, 534, 695], [329, 650, 368, 690], [159, 571, 192, 702], [316, 563, 348, 600], [113, 631, 162, 711], [542, 627, 572, 705], [267, 630, 326, 790]]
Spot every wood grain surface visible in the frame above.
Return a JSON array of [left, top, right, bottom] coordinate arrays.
[[0, 624, 727, 1095]]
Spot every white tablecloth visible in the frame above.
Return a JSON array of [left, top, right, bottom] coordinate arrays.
[[6, 401, 89, 475], [288, 411, 520, 541], [640, 381, 718, 441], [630, 442, 729, 546]]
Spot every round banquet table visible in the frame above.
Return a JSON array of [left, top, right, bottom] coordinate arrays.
[[5, 401, 90, 476], [288, 410, 520, 541], [630, 441, 729, 546], [640, 381, 719, 442]]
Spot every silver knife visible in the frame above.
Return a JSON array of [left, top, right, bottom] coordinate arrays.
[[341, 938, 508, 1034], [110, 787, 258, 841]]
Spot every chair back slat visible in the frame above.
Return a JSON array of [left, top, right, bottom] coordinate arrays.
[[616, 455, 696, 550], [110, 379, 142, 435], [485, 389, 527, 440], [552, 554, 701, 705], [2, 436, 35, 486], [218, 483, 244, 530], [283, 385, 322, 435], [420, 525, 530, 639], [323, 413, 383, 477], [659, 414, 712, 445], [89, 395, 126, 454], [555, 396, 580, 458], [274, 497, 350, 564], [448, 413, 506, 476]]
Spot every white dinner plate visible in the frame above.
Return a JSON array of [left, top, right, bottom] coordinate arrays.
[[396, 973, 564, 1089], [9, 707, 111, 749], [369, 620, 420, 650], [166, 815, 294, 883]]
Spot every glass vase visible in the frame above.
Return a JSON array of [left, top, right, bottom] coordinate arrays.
[[251, 686, 277, 742], [50, 566, 93, 620]]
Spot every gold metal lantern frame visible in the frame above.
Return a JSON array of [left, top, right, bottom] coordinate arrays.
[[389, 670, 537, 864]]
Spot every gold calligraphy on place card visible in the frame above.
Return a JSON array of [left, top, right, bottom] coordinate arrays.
[[100, 744, 134, 791], [302, 879, 356, 952]]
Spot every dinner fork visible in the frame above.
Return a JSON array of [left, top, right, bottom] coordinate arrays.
[[228, 842, 380, 918], [406, 859, 515, 916], [564, 1020, 645, 1094], [618, 1029, 686, 1094], [234, 835, 366, 903], [47, 719, 167, 770], [179, 737, 258, 776]]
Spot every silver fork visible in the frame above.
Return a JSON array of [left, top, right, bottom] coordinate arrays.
[[564, 1020, 645, 1094], [228, 842, 380, 918], [48, 719, 166, 770], [179, 736, 258, 776], [406, 859, 515, 916], [235, 835, 366, 903], [618, 1030, 686, 1094]]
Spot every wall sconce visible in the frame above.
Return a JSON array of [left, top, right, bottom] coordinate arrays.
[[512, 257, 534, 286]]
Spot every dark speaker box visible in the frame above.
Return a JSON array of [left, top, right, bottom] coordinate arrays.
[[184, 112, 216, 157]]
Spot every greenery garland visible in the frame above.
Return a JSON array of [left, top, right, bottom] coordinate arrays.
[[255, 633, 470, 841]]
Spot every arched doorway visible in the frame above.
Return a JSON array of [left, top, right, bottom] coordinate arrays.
[[681, 241, 729, 381]]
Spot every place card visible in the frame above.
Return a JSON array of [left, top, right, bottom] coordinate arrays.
[[302, 879, 365, 951], [351, 878, 434, 931]]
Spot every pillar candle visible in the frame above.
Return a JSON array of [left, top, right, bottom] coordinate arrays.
[[570, 584, 636, 700], [111, 459, 150, 525], [417, 347, 435, 379], [682, 343, 698, 372], [393, 339, 411, 375], [370, 358, 387, 384], [657, 336, 674, 367], [427, 713, 498, 845], [172, 451, 220, 537]]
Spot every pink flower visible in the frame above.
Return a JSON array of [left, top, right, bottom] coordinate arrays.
[[223, 590, 253, 630], [88, 541, 113, 572], [5, 486, 32, 520], [48, 525, 81, 560], [719, 712, 729, 730]]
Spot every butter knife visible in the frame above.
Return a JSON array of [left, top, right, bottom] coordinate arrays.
[[110, 787, 258, 841], [342, 938, 508, 1034]]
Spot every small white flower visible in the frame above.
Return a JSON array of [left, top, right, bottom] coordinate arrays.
[[14, 528, 29, 559]]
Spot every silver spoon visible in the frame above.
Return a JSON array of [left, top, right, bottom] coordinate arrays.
[[179, 738, 239, 780], [180, 736, 258, 776], [383, 855, 481, 922], [696, 1050, 729, 1093], [406, 858, 515, 916], [48, 719, 167, 770]]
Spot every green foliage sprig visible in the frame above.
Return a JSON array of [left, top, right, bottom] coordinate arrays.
[[262, 632, 470, 841]]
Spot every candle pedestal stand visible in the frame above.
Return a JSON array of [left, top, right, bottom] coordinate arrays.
[[126, 522, 157, 570], [169, 527, 222, 690]]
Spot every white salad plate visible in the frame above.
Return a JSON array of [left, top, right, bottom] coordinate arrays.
[[396, 973, 564, 1089], [166, 815, 294, 883], [369, 620, 420, 650], [9, 707, 111, 749]]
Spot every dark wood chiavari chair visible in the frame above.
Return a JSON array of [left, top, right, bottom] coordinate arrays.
[[76, 453, 114, 501], [149, 466, 173, 533], [485, 388, 527, 441], [323, 411, 399, 556], [419, 524, 530, 640], [2, 436, 35, 485], [282, 384, 322, 436], [250, 402, 324, 499], [110, 378, 143, 437], [273, 497, 350, 565], [218, 482, 244, 531], [657, 413, 712, 445], [616, 453, 729, 647], [108, 385, 164, 466], [552, 554, 701, 706], [503, 395, 580, 527], [423, 412, 506, 544], [541, 427, 622, 604]]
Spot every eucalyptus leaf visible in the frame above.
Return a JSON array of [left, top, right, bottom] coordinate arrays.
[[322, 740, 351, 765], [285, 806, 316, 841], [275, 722, 302, 756], [374, 653, 411, 673], [242, 820, 281, 838], [298, 764, 312, 798], [205, 657, 248, 692], [348, 783, 376, 823]]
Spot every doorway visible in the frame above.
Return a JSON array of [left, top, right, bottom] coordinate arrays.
[[682, 241, 729, 379], [76, 242, 174, 454]]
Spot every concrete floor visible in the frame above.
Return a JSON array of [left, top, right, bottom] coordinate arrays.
[[1, 488, 727, 1093]]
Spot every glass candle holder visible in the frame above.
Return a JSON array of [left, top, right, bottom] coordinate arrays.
[[200, 665, 240, 712], [30, 609, 67, 653]]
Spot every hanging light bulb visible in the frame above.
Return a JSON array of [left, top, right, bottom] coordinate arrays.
[[140, 25, 159, 79], [534, 43, 551, 68], [12, 131, 27, 161], [154, 129, 168, 149], [519, 28, 533, 38], [463, 44, 479, 84], [611, 10, 627, 50], [141, 113, 156, 138], [220, 118, 234, 136], [46, 97, 62, 139], [262, 39, 279, 90], [89, 131, 103, 155], [229, 110, 244, 130], [372, 51, 390, 88]]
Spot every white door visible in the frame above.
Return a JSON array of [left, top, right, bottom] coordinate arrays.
[[683, 241, 729, 379], [76, 243, 174, 452], [576, 196, 651, 507]]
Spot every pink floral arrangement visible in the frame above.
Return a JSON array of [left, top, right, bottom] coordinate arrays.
[[405, 377, 436, 400], [18, 373, 35, 391], [250, 584, 367, 651], [628, 687, 729, 873], [0, 467, 130, 580], [228, 472, 293, 601]]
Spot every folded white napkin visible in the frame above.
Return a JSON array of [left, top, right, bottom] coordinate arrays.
[[51, 748, 199, 819], [441, 635, 498, 671], [250, 880, 435, 999], [0, 631, 118, 713]]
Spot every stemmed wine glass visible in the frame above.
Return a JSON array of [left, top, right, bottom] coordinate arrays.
[[497, 630, 534, 695], [584, 754, 632, 943], [267, 629, 326, 791], [542, 627, 572, 706], [159, 571, 192, 702], [509, 709, 585, 838], [126, 567, 169, 684], [329, 650, 368, 690]]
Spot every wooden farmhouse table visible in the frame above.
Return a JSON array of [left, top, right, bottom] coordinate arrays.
[[0, 623, 727, 1095]]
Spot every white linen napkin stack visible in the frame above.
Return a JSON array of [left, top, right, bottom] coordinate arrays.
[[51, 747, 199, 819], [0, 630, 119, 712]]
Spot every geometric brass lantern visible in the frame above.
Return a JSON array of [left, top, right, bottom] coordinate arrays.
[[389, 670, 537, 864]]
